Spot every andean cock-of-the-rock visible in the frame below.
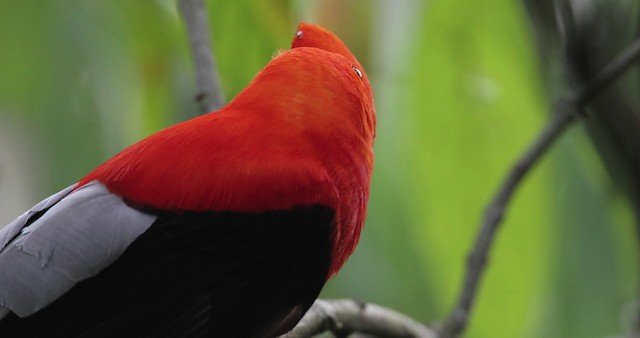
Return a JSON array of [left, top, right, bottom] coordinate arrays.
[[0, 22, 375, 337]]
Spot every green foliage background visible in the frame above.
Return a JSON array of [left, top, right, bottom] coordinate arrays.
[[0, 1, 637, 337]]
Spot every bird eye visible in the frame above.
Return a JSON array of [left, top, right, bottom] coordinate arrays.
[[352, 66, 363, 79], [296, 31, 303, 38]]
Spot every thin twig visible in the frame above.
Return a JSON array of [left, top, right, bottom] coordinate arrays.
[[178, 0, 225, 114], [438, 36, 640, 337], [281, 299, 437, 338]]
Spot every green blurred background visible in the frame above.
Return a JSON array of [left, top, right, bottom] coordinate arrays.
[[0, 0, 638, 337]]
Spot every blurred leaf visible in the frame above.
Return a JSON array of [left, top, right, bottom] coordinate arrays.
[[401, 0, 553, 336], [207, 0, 293, 99]]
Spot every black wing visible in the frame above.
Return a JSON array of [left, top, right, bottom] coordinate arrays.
[[0, 205, 334, 338]]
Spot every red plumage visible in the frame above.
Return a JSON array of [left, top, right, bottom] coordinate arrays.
[[79, 24, 375, 275]]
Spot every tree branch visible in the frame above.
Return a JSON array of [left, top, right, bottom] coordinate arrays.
[[178, 0, 225, 114], [280, 299, 437, 338], [438, 36, 640, 337]]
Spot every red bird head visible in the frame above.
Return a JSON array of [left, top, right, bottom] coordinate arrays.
[[292, 23, 375, 138]]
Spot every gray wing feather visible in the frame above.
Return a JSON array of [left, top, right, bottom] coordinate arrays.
[[0, 184, 76, 250], [0, 181, 157, 318]]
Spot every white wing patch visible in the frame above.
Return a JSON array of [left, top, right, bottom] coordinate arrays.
[[0, 181, 157, 318]]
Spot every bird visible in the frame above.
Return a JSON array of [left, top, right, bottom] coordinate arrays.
[[0, 22, 375, 337]]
